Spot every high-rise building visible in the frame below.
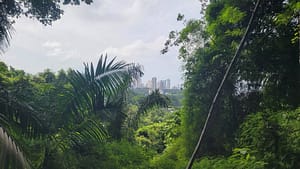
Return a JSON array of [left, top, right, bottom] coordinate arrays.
[[157, 79, 171, 90], [151, 77, 157, 90], [166, 79, 171, 89], [146, 80, 152, 89], [158, 80, 165, 89]]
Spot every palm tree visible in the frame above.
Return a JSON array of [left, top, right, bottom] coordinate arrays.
[[41, 55, 143, 167], [66, 55, 143, 139]]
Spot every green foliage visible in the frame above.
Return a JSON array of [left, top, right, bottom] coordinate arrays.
[[1, 0, 300, 168], [138, 90, 170, 115], [0, 63, 45, 137], [0, 127, 31, 169], [165, 89, 183, 107], [274, 0, 300, 43], [193, 148, 265, 169], [66, 55, 143, 139], [0, 56, 145, 168], [238, 108, 300, 168], [52, 119, 107, 152], [169, 0, 300, 161], [150, 138, 187, 169], [40, 140, 152, 169], [127, 89, 145, 105], [98, 140, 152, 169], [0, 62, 44, 169], [135, 112, 180, 153], [219, 6, 246, 24], [122, 90, 171, 139]]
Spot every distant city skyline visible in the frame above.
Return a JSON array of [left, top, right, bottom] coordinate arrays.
[[132, 76, 182, 90]]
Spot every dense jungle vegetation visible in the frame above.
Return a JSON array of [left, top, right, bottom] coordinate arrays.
[[0, 0, 300, 169]]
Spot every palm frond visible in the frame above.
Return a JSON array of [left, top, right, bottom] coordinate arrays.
[[52, 119, 107, 151], [0, 127, 30, 169], [63, 55, 143, 139], [0, 87, 44, 137], [0, 85, 44, 169], [0, 8, 13, 54], [67, 55, 143, 118]]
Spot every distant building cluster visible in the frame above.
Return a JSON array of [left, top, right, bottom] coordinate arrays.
[[131, 76, 180, 92]]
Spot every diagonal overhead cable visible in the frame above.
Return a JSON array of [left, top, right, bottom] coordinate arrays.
[[185, 0, 262, 168]]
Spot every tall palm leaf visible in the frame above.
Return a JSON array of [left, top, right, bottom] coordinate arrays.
[[0, 86, 44, 169], [0, 86, 44, 138], [51, 118, 107, 151], [67, 55, 141, 116], [0, 11, 13, 54], [65, 55, 143, 138], [0, 127, 30, 169]]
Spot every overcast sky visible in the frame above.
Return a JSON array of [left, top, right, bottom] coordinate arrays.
[[1, 0, 200, 86]]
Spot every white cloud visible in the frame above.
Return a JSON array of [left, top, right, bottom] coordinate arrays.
[[102, 36, 165, 60], [1, 0, 201, 85], [99, 36, 182, 84], [42, 41, 61, 48]]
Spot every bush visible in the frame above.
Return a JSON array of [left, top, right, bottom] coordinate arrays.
[[238, 108, 300, 168], [77, 140, 153, 169]]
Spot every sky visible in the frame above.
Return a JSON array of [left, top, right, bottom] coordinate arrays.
[[1, 0, 200, 86]]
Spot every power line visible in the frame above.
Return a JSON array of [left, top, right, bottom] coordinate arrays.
[[185, 0, 262, 168]]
